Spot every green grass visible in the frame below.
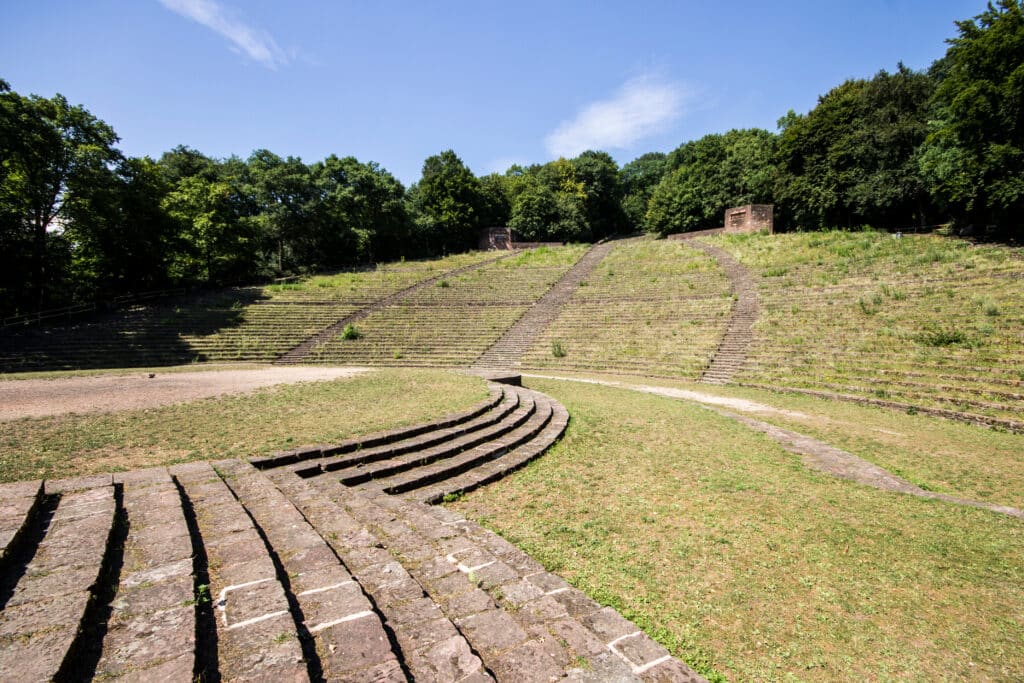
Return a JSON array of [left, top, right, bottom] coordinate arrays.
[[450, 377, 1024, 681], [521, 238, 732, 377], [529, 371, 1024, 510], [0, 368, 488, 482], [703, 230, 1024, 421]]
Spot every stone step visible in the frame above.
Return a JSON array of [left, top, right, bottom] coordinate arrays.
[[0, 480, 44, 568], [264, 470, 491, 681], [253, 385, 505, 470], [411, 399, 570, 505], [170, 461, 310, 681], [371, 397, 553, 496], [298, 387, 523, 479], [0, 479, 117, 681], [334, 392, 539, 488], [214, 460, 406, 681], [312, 481, 703, 682], [96, 468, 196, 680]]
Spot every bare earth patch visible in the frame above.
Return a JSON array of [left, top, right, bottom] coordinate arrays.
[[0, 366, 371, 420]]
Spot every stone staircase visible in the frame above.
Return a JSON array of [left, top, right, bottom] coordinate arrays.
[[691, 242, 759, 385], [472, 243, 615, 371], [276, 255, 509, 365], [0, 381, 704, 681]]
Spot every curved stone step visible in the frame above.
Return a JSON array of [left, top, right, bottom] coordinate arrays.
[[252, 385, 505, 471], [374, 398, 554, 497], [413, 399, 570, 505], [336, 392, 539, 489], [306, 387, 523, 479], [0, 381, 702, 681]]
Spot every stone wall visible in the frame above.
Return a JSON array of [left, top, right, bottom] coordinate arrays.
[[478, 227, 512, 250], [724, 204, 773, 234]]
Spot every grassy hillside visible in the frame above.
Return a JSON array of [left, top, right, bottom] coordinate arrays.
[[306, 245, 588, 366], [521, 239, 733, 377], [0, 251, 497, 371], [707, 231, 1024, 423]]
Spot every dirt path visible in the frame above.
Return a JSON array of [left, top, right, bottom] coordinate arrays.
[[0, 366, 371, 420], [526, 374, 1024, 520]]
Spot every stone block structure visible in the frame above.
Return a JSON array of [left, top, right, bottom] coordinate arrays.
[[723, 204, 773, 234], [479, 227, 512, 250]]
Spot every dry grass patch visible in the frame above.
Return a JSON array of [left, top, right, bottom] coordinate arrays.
[[0, 368, 488, 482], [450, 378, 1024, 682]]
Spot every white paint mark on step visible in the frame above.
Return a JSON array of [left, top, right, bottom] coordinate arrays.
[[308, 610, 375, 633]]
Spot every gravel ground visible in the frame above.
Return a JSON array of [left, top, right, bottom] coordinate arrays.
[[0, 366, 371, 420]]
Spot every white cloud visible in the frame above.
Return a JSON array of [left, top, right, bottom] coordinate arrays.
[[159, 0, 288, 69], [545, 76, 689, 158]]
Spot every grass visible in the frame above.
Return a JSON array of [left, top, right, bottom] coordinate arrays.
[[450, 377, 1024, 681], [0, 368, 488, 483], [0, 251, 500, 373], [522, 238, 732, 377], [703, 230, 1024, 421], [528, 371, 1024, 510]]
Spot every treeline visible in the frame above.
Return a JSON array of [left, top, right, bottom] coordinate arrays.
[[1, 0, 1021, 318]]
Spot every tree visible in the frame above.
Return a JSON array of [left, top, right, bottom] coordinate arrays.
[[774, 66, 934, 231], [646, 129, 776, 235], [620, 152, 668, 230], [63, 156, 178, 298], [919, 0, 1024, 237], [312, 155, 410, 264], [409, 150, 485, 253], [570, 150, 624, 239], [244, 150, 316, 274], [0, 86, 120, 311]]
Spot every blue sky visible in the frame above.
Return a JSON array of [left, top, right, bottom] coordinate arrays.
[[1, 1, 981, 186]]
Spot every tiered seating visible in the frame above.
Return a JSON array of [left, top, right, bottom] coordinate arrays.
[[710, 232, 1024, 427], [306, 246, 589, 367], [0, 382, 704, 681], [0, 253, 496, 372], [520, 239, 733, 378]]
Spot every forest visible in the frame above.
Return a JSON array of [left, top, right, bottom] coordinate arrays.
[[1, 0, 1021, 318]]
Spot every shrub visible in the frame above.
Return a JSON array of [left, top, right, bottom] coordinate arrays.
[[914, 326, 971, 347], [551, 340, 567, 358], [341, 324, 361, 340], [438, 279, 450, 288]]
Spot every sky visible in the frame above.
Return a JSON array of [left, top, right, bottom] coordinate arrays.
[[1, 0, 983, 187]]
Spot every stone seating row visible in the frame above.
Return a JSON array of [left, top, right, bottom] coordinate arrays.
[[0, 380, 703, 680]]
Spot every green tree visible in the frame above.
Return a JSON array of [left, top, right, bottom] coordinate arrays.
[[646, 129, 776, 235], [409, 150, 485, 253], [0, 85, 120, 311], [312, 155, 410, 264], [620, 152, 668, 230], [775, 66, 934, 230], [919, 0, 1024, 237], [570, 150, 624, 239], [63, 156, 178, 298], [244, 150, 317, 273]]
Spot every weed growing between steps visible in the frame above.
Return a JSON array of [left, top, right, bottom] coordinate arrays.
[[449, 378, 1024, 682], [0, 369, 488, 483]]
